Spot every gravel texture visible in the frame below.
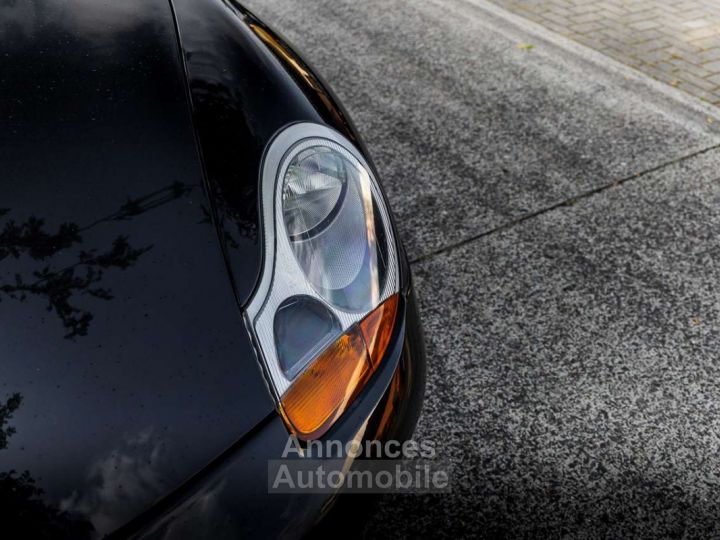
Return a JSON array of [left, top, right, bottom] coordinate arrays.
[[241, 0, 720, 537], [395, 147, 720, 539], [245, 0, 720, 262]]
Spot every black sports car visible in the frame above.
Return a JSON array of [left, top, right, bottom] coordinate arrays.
[[0, 0, 425, 537]]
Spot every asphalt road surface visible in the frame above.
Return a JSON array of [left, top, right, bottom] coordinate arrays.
[[243, 0, 720, 537]]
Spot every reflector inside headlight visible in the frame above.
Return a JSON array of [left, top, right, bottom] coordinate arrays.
[[282, 146, 346, 241], [282, 141, 387, 312], [246, 123, 399, 440]]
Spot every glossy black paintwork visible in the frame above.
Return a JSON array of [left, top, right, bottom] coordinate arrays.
[[170, 0, 364, 306], [0, 0, 425, 537], [0, 0, 273, 536], [119, 286, 425, 540]]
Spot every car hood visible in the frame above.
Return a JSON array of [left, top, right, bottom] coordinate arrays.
[[0, 0, 274, 536]]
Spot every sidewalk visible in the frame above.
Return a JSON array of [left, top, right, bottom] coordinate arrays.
[[491, 0, 720, 105]]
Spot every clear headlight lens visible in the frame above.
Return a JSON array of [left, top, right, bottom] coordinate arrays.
[[282, 143, 388, 312], [282, 146, 346, 241], [246, 123, 399, 440]]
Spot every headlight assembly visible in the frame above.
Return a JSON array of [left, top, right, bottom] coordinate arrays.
[[246, 123, 399, 440]]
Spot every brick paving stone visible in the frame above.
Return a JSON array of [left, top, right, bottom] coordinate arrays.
[[698, 48, 720, 63], [490, 0, 720, 105], [707, 72, 720, 86]]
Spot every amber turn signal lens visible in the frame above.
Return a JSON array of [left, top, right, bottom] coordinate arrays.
[[360, 294, 398, 368], [280, 294, 399, 440]]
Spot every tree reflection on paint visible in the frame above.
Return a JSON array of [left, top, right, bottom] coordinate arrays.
[[0, 182, 193, 338], [0, 393, 95, 538]]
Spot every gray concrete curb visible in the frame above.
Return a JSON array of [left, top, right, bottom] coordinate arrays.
[[455, 0, 720, 126]]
